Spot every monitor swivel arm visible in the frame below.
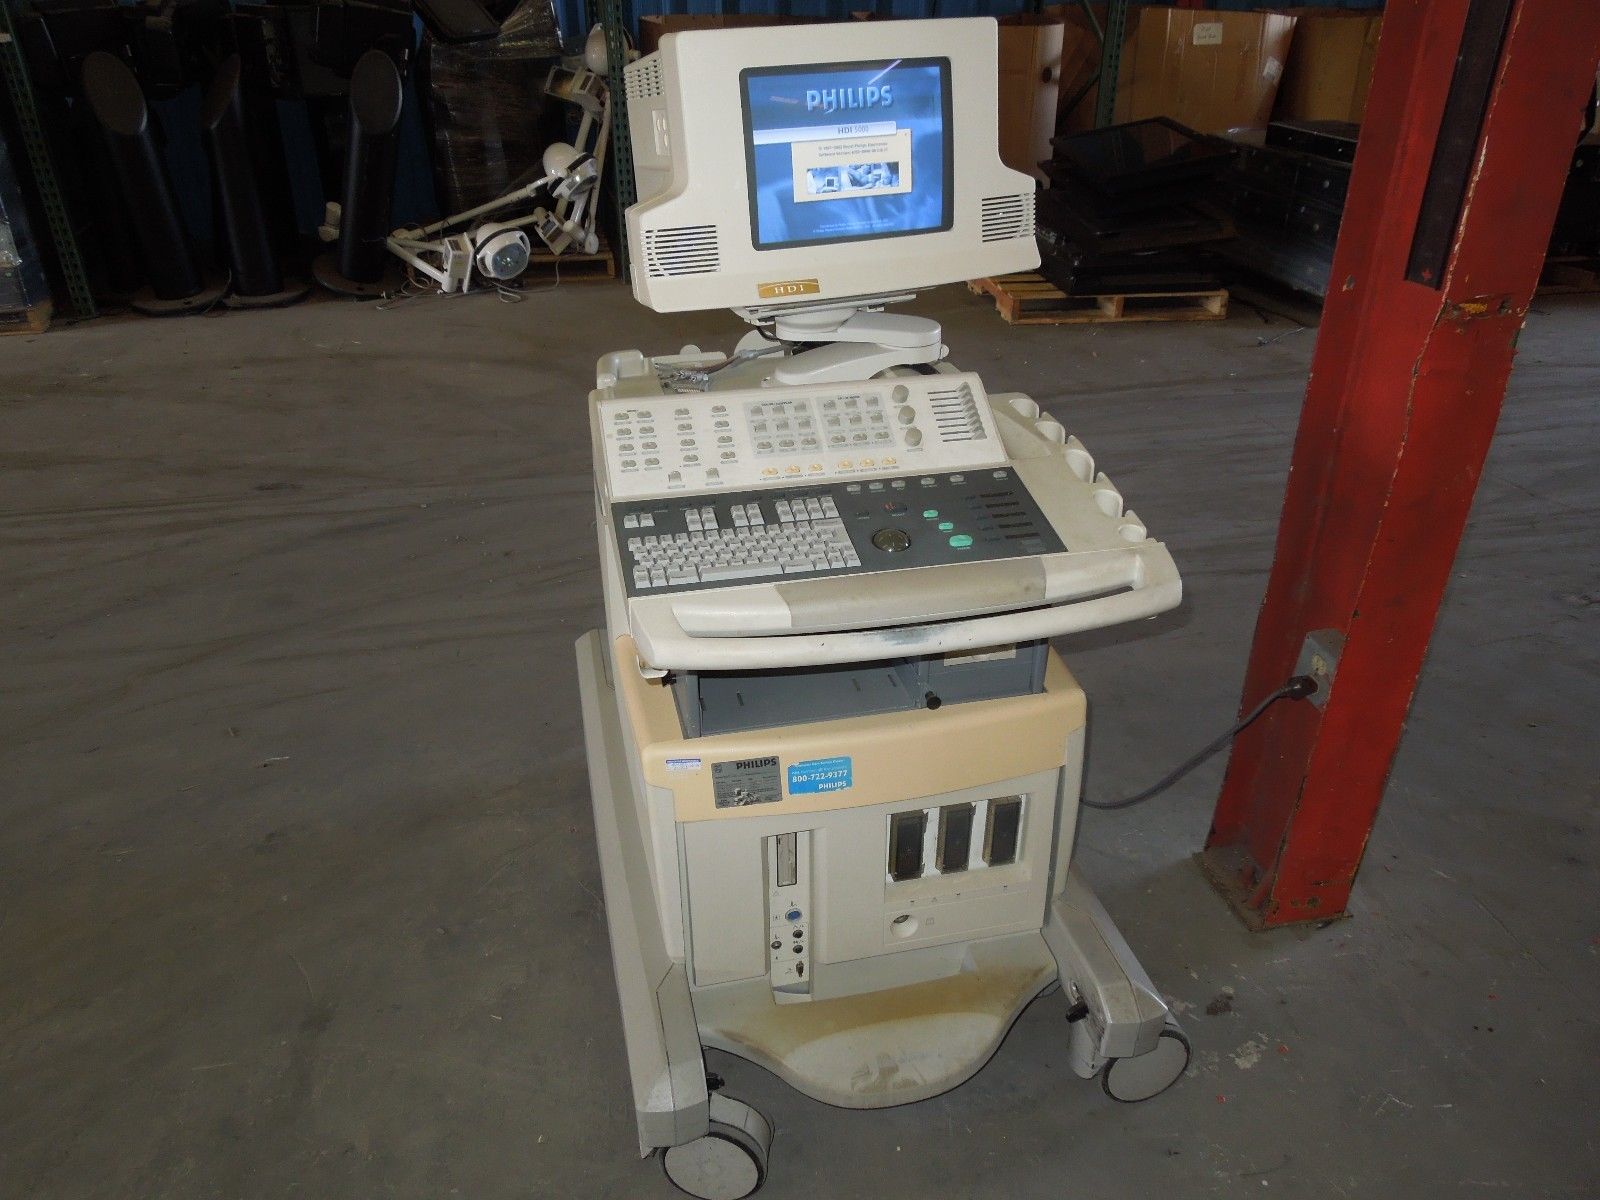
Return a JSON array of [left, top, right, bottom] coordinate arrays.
[[734, 298, 948, 386]]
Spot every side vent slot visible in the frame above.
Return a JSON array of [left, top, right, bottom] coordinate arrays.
[[625, 58, 662, 101], [980, 192, 1035, 242], [926, 382, 987, 443], [642, 225, 721, 278]]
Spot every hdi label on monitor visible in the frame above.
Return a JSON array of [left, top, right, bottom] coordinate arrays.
[[787, 756, 853, 795], [757, 278, 821, 300]]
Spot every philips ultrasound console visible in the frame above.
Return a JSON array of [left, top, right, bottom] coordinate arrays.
[[575, 20, 1189, 1198]]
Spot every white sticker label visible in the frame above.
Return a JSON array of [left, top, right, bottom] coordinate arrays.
[[665, 757, 702, 772], [1263, 56, 1283, 83], [1193, 22, 1224, 46]]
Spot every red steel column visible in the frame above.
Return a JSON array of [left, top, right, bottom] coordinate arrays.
[[1201, 0, 1600, 930]]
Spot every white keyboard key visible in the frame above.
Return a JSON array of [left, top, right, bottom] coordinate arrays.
[[686, 511, 702, 531], [782, 561, 812, 574], [623, 514, 639, 529], [667, 566, 699, 585], [633, 567, 651, 588], [701, 562, 779, 582], [649, 569, 667, 587]]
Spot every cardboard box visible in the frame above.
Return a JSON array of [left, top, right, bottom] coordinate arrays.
[[997, 15, 1065, 180], [1055, 7, 1297, 135], [637, 13, 823, 58], [1119, 9, 1297, 133], [1272, 9, 1383, 123], [1050, 4, 1123, 133]]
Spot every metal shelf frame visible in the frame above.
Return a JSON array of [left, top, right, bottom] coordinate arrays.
[[0, 0, 95, 318]]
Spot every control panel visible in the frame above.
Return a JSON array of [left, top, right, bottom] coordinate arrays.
[[768, 831, 812, 1003], [613, 468, 1066, 595], [597, 373, 1007, 500]]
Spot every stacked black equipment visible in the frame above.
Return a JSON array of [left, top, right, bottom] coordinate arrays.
[[1214, 119, 1358, 300], [1548, 134, 1599, 259], [1036, 117, 1237, 297]]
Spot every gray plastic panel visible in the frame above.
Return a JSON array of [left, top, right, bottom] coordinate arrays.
[[671, 641, 1048, 737]]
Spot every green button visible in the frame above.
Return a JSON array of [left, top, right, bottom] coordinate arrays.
[[949, 534, 974, 549], [922, 508, 939, 519], [938, 521, 954, 532]]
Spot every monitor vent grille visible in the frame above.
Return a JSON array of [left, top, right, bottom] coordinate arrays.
[[926, 382, 987, 443], [980, 192, 1035, 242], [643, 225, 721, 278], [626, 59, 662, 101]]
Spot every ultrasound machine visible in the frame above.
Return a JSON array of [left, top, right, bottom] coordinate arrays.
[[575, 19, 1191, 1198]]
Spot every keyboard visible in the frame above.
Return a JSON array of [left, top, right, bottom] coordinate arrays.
[[628, 501, 860, 590], [613, 468, 1064, 596]]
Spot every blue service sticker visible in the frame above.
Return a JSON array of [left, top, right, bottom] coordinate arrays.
[[787, 756, 854, 795]]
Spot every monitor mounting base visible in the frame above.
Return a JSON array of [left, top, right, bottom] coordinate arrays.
[[735, 298, 947, 386]]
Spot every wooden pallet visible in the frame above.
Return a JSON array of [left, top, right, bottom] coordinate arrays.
[[522, 237, 616, 282], [968, 273, 1228, 325], [1537, 256, 1600, 295], [0, 299, 52, 336]]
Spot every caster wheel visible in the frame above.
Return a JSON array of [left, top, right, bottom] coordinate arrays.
[[1101, 1025, 1191, 1103], [661, 1094, 773, 1200]]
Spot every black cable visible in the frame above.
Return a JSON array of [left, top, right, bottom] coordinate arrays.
[[1082, 675, 1319, 811]]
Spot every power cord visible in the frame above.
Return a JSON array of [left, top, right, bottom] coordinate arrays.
[[1081, 675, 1319, 811]]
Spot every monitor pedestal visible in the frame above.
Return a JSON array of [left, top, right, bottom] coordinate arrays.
[[760, 307, 946, 386]]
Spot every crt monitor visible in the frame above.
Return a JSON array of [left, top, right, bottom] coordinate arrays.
[[624, 18, 1039, 314]]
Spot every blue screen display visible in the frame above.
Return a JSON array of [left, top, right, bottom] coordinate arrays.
[[740, 58, 953, 251]]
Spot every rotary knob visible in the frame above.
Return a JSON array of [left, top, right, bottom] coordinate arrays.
[[904, 427, 923, 447], [871, 528, 912, 553]]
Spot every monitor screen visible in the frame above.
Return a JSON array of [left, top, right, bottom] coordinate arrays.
[[740, 58, 954, 252]]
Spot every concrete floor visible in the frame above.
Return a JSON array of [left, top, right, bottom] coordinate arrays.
[[3, 283, 1596, 1200]]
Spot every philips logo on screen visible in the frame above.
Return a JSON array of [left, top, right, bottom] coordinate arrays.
[[804, 86, 893, 114]]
